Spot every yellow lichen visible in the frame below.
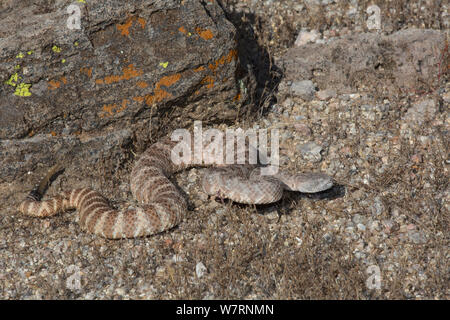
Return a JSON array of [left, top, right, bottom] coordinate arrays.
[[5, 73, 18, 86], [14, 83, 32, 96]]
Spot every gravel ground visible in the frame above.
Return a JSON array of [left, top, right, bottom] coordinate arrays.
[[0, 0, 448, 299]]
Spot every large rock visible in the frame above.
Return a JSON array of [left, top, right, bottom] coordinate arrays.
[[277, 29, 447, 98], [0, 0, 249, 206]]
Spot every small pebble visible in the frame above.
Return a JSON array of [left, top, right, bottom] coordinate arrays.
[[264, 207, 279, 221], [316, 89, 337, 100], [294, 29, 321, 47], [403, 99, 437, 124], [382, 220, 399, 233], [408, 230, 427, 244], [196, 262, 207, 278], [290, 80, 316, 100], [322, 233, 333, 243], [356, 223, 366, 231], [293, 122, 312, 136], [371, 197, 385, 216]]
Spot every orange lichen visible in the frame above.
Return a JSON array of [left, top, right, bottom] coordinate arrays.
[[50, 131, 57, 137], [133, 96, 144, 103], [156, 73, 181, 89], [144, 88, 172, 105], [144, 94, 152, 105], [117, 99, 128, 113], [195, 27, 214, 40], [117, 16, 146, 36], [102, 103, 117, 116], [193, 49, 238, 93], [208, 49, 238, 74], [226, 49, 238, 62], [137, 81, 148, 88], [217, 55, 226, 65], [117, 17, 134, 36], [104, 75, 121, 84], [140, 73, 181, 106], [100, 99, 128, 117], [233, 93, 241, 101], [95, 64, 143, 85], [97, 72, 182, 109], [194, 66, 205, 72], [137, 17, 146, 29], [80, 67, 93, 78], [178, 26, 187, 34], [48, 80, 61, 90], [122, 64, 143, 80], [47, 77, 67, 91], [201, 75, 214, 88], [208, 62, 217, 72]]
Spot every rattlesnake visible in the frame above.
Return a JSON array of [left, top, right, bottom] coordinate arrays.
[[19, 137, 333, 239]]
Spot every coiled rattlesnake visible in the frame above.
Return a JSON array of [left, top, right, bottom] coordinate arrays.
[[19, 137, 333, 239]]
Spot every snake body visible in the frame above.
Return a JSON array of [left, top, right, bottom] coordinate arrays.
[[19, 137, 333, 239]]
